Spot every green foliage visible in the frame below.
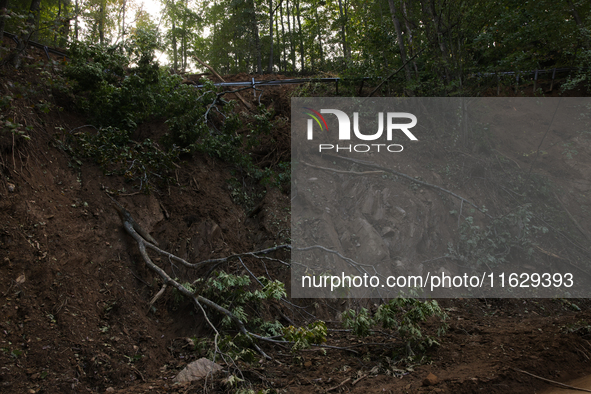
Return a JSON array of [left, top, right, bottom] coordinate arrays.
[[373, 298, 447, 352], [342, 308, 372, 337], [447, 204, 548, 269], [342, 298, 447, 355], [216, 334, 258, 363], [63, 39, 288, 194], [196, 272, 286, 334], [282, 321, 327, 352], [1, 118, 33, 141], [67, 126, 183, 192]]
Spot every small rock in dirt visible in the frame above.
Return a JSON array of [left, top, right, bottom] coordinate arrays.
[[173, 357, 222, 383], [105, 388, 115, 393], [304, 361, 313, 368], [7, 183, 15, 192], [423, 372, 439, 386]]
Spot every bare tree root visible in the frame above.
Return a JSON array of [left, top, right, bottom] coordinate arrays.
[[113, 201, 273, 359], [111, 197, 366, 359]]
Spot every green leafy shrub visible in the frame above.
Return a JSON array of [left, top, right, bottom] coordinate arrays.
[[283, 321, 327, 351], [342, 297, 447, 355], [195, 272, 286, 334], [447, 204, 548, 268], [64, 39, 289, 196], [67, 126, 183, 192]]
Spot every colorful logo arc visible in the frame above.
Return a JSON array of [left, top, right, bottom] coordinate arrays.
[[303, 107, 328, 131]]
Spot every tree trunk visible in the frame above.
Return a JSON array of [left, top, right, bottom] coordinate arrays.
[[182, 31, 186, 72], [567, 0, 582, 26], [314, 5, 323, 69], [249, 0, 262, 74], [74, 0, 79, 40], [268, 0, 273, 73], [402, 0, 419, 77], [290, 0, 296, 69], [98, 0, 105, 44], [120, 0, 127, 42], [295, 0, 304, 72], [286, 0, 294, 71], [337, 0, 350, 60], [59, 0, 69, 47], [427, 0, 450, 83], [181, 1, 187, 72], [28, 0, 42, 41], [388, 0, 411, 82], [172, 21, 178, 71], [279, 0, 286, 72]]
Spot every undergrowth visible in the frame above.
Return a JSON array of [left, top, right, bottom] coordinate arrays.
[[61, 29, 289, 194], [342, 297, 447, 358], [447, 204, 548, 269]]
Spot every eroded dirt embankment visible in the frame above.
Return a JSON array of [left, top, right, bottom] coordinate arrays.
[[2, 45, 591, 393]]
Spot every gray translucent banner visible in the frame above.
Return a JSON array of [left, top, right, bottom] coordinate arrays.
[[291, 97, 591, 298]]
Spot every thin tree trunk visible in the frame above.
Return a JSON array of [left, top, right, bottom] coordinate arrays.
[[249, 0, 262, 74], [295, 0, 304, 72], [268, 0, 273, 73], [182, 31, 186, 72], [402, 0, 419, 76], [279, 0, 286, 72], [567, 0, 582, 26], [337, 0, 349, 60], [172, 21, 177, 71], [98, 0, 105, 44], [28, 0, 42, 41], [315, 6, 323, 69], [74, 0, 79, 40], [286, 0, 294, 71], [59, 0, 69, 47], [181, 1, 187, 72], [427, 0, 450, 83], [121, 0, 127, 42], [290, 0, 296, 69], [388, 0, 411, 82]]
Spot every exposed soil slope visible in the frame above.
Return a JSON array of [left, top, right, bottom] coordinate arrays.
[[1, 42, 591, 394]]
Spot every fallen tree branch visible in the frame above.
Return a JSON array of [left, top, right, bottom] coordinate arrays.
[[110, 197, 290, 270], [107, 193, 159, 245], [112, 201, 272, 359], [109, 199, 370, 358], [147, 283, 167, 313], [513, 368, 591, 393], [322, 154, 492, 218], [193, 55, 254, 111], [352, 373, 369, 385], [327, 377, 351, 392]]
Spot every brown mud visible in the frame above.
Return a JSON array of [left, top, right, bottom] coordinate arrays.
[[1, 40, 591, 393]]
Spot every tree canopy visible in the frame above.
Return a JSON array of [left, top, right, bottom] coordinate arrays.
[[2, 0, 590, 94]]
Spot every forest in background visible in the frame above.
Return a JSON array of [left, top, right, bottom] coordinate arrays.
[[2, 0, 591, 95]]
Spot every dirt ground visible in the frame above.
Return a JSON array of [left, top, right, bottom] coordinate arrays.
[[1, 42, 591, 394]]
